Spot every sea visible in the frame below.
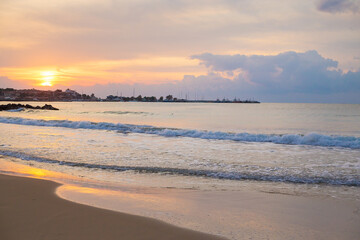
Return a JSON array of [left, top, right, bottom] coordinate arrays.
[[0, 102, 360, 238]]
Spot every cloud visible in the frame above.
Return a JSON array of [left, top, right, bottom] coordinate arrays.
[[317, 0, 360, 13], [2, 50, 359, 103], [0, 76, 30, 89], [68, 50, 360, 103], [1, 0, 359, 71], [187, 50, 360, 102], [191, 50, 354, 89]]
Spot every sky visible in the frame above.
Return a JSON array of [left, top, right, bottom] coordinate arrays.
[[0, 0, 359, 103]]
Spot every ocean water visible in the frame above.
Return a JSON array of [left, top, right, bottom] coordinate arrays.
[[0, 102, 360, 198], [0, 102, 359, 202], [1, 102, 360, 239]]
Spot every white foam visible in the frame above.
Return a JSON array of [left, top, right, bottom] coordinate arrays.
[[0, 149, 359, 186], [6, 108, 24, 112], [0, 116, 359, 149]]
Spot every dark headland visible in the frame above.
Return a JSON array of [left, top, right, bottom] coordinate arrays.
[[0, 88, 260, 103]]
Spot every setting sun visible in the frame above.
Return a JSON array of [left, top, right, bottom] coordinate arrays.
[[40, 81, 53, 86], [40, 71, 56, 86]]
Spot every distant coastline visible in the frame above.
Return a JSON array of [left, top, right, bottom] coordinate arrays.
[[0, 88, 260, 103]]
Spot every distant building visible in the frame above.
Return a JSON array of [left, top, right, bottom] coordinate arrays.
[[0, 88, 99, 101], [65, 89, 79, 97]]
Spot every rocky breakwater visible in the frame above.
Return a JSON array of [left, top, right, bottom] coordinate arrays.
[[0, 103, 59, 111]]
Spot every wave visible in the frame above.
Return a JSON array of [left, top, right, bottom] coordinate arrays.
[[0, 150, 358, 186], [0, 116, 359, 149], [6, 108, 24, 112], [102, 111, 152, 115]]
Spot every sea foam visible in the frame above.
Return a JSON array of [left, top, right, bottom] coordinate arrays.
[[0, 149, 358, 186], [0, 116, 359, 149]]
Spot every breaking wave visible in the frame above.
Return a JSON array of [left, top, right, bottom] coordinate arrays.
[[0, 150, 358, 186], [0, 116, 359, 149]]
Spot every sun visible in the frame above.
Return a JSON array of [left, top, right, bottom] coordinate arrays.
[[40, 71, 56, 86], [41, 81, 53, 86]]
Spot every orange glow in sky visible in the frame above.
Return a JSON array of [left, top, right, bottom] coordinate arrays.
[[1, 57, 205, 88], [1, 0, 359, 101]]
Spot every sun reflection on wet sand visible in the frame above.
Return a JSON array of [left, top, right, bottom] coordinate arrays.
[[0, 158, 71, 181], [1, 156, 359, 240], [0, 157, 239, 237], [0, 157, 202, 231], [0, 157, 193, 215], [57, 184, 189, 212]]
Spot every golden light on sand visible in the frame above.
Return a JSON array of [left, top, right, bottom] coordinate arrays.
[[27, 168, 47, 177]]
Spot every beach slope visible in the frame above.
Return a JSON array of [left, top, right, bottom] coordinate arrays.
[[0, 174, 225, 240]]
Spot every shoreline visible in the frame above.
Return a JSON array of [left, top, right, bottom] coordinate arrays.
[[0, 173, 225, 240], [1, 168, 360, 240], [1, 155, 360, 240]]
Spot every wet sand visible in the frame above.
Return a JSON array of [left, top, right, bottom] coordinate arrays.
[[1, 171, 360, 240], [0, 174, 225, 240]]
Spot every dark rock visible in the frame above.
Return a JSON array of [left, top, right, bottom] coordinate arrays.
[[0, 103, 59, 111], [41, 104, 59, 110]]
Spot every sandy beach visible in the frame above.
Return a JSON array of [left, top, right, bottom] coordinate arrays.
[[1, 171, 360, 240], [0, 174, 225, 240]]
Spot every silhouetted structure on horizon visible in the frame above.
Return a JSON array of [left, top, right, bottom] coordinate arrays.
[[0, 88, 259, 103], [105, 94, 259, 103]]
